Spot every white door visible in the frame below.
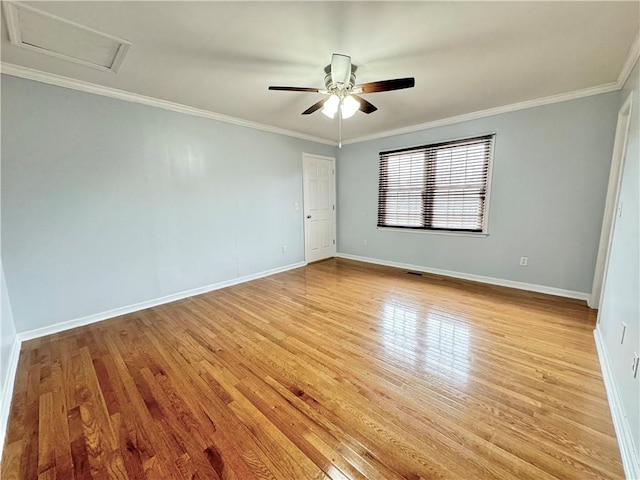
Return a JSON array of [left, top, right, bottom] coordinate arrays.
[[590, 93, 633, 310], [303, 154, 336, 263]]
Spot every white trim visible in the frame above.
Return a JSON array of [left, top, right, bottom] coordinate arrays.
[[0, 335, 22, 458], [301, 153, 336, 163], [336, 253, 590, 301], [618, 32, 640, 89], [590, 92, 634, 309], [482, 133, 496, 234], [0, 63, 336, 146], [7, 42, 123, 75], [594, 327, 640, 480], [343, 82, 620, 145], [345, 33, 639, 146], [0, 260, 305, 458], [2, 1, 20, 45], [108, 43, 131, 74], [3, 2, 132, 73], [18, 261, 306, 341], [379, 130, 498, 154], [377, 227, 489, 238], [1, 34, 636, 148]]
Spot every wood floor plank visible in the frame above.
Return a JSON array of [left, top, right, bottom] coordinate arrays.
[[1, 440, 23, 480], [20, 363, 41, 480], [37, 392, 55, 475], [1, 258, 624, 479]]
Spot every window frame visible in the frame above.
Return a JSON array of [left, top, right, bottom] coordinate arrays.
[[377, 133, 495, 236]]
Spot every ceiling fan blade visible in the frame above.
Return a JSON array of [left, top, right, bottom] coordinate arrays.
[[302, 98, 328, 115], [352, 95, 377, 114], [331, 54, 352, 86], [356, 77, 415, 94], [269, 86, 320, 92]]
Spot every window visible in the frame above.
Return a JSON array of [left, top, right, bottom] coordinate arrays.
[[377, 134, 494, 233]]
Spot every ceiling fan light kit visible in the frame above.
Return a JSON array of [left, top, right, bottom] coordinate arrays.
[[269, 53, 415, 145], [269, 53, 415, 118], [340, 95, 360, 119], [321, 94, 361, 119], [321, 94, 340, 118]]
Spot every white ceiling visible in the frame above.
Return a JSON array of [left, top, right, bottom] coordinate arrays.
[[1, 1, 638, 143]]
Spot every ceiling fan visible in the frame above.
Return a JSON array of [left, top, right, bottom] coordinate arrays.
[[269, 53, 415, 120]]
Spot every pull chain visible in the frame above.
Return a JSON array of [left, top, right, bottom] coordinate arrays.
[[338, 103, 343, 148]]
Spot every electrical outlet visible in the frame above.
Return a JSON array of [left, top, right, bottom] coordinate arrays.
[[617, 202, 623, 218], [363, 239, 368, 246], [632, 353, 639, 379], [281, 245, 287, 253], [519, 256, 528, 267], [294, 202, 299, 211], [621, 322, 627, 344]]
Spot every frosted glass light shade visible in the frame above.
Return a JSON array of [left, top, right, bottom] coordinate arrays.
[[341, 95, 360, 119], [322, 95, 340, 118]]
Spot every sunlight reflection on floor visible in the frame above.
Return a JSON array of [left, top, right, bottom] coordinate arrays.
[[381, 300, 471, 385]]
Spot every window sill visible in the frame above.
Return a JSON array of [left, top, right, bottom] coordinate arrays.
[[377, 227, 489, 238]]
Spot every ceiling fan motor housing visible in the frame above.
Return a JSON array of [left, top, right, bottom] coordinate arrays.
[[324, 70, 357, 95]]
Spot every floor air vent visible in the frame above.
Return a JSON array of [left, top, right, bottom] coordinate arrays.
[[407, 271, 423, 276]]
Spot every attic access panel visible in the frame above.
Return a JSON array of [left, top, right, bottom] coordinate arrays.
[[3, 2, 131, 73]]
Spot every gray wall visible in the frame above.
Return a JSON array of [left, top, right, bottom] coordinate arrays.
[[337, 92, 619, 294], [1, 75, 335, 332], [1, 263, 16, 397], [1, 83, 17, 413], [598, 60, 639, 461]]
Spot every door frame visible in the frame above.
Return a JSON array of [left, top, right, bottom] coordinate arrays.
[[302, 153, 337, 263], [590, 92, 633, 310]]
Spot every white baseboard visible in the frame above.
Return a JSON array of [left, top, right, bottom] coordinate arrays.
[[336, 253, 590, 301], [0, 335, 22, 456], [18, 261, 307, 341], [1, 261, 306, 458], [594, 327, 640, 480]]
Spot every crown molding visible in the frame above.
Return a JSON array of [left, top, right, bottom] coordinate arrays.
[[344, 30, 639, 145], [342, 81, 621, 145], [2, 37, 637, 149], [617, 31, 640, 88], [0, 62, 337, 146]]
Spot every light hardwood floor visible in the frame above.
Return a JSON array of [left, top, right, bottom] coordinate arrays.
[[1, 258, 623, 479]]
